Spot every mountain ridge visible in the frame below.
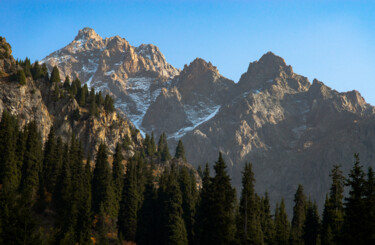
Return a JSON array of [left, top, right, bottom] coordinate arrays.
[[40, 27, 375, 214]]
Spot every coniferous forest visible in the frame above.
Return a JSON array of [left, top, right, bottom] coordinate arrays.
[[1, 108, 375, 244]]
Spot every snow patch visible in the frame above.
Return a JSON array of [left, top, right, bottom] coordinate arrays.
[[169, 105, 221, 140]]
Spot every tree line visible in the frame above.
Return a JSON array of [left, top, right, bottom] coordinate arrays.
[[0, 110, 374, 244]]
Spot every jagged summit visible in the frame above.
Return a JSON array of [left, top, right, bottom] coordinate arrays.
[[183, 58, 218, 73], [246, 51, 291, 77], [75, 27, 102, 41]]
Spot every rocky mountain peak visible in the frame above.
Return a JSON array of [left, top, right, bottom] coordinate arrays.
[[246, 51, 291, 77], [181, 58, 219, 76], [75, 27, 102, 42]]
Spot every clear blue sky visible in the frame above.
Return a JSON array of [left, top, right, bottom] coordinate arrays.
[[1, 0, 375, 104]]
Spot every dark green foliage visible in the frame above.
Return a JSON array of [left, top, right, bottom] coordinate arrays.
[[104, 94, 115, 113], [260, 192, 275, 245], [63, 76, 70, 89], [341, 153, 366, 245], [364, 167, 375, 243], [0, 110, 20, 190], [0, 191, 43, 244], [197, 153, 236, 245], [290, 184, 307, 245], [96, 91, 104, 106], [175, 140, 187, 162], [112, 143, 124, 216], [17, 68, 26, 85], [72, 108, 80, 121], [237, 162, 263, 245], [322, 165, 345, 245], [303, 200, 321, 245], [31, 61, 48, 80], [274, 199, 290, 245], [79, 84, 89, 106], [178, 167, 198, 245], [20, 121, 43, 201], [136, 164, 157, 245], [158, 132, 171, 161], [50, 66, 61, 84], [118, 159, 140, 242], [92, 143, 114, 215], [195, 164, 212, 245]]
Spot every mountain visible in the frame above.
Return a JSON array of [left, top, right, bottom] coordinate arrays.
[[41, 28, 375, 213], [42, 27, 179, 134]]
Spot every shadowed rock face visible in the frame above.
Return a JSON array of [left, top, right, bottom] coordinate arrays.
[[42, 29, 375, 214]]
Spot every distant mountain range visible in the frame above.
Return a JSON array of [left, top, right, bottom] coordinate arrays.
[[40, 27, 375, 213]]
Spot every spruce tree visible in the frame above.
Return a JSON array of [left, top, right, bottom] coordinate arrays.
[[0, 110, 19, 190], [260, 192, 275, 245], [175, 140, 187, 162], [112, 143, 124, 216], [158, 132, 171, 162], [50, 66, 61, 84], [290, 184, 307, 245], [195, 163, 212, 245], [136, 164, 157, 245], [303, 200, 321, 245], [206, 153, 237, 245], [20, 121, 43, 201], [92, 143, 113, 215], [150, 132, 156, 156], [164, 165, 188, 245], [341, 153, 366, 245], [178, 167, 197, 245], [237, 162, 263, 245], [322, 165, 345, 245], [17, 69, 26, 85], [274, 199, 290, 245], [118, 159, 140, 242]]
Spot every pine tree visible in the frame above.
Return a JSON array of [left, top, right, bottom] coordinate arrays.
[[136, 164, 157, 245], [363, 167, 375, 243], [237, 162, 263, 245], [202, 153, 236, 245], [164, 165, 188, 245], [76, 153, 93, 244], [150, 132, 156, 156], [175, 140, 187, 162], [79, 84, 89, 106], [31, 61, 45, 80], [178, 167, 197, 245], [63, 76, 70, 89], [158, 132, 171, 162], [118, 159, 140, 242], [274, 199, 290, 245], [322, 165, 345, 245], [341, 153, 366, 245], [20, 121, 43, 201], [89, 89, 98, 117], [50, 66, 61, 84], [260, 192, 275, 245], [112, 143, 124, 216], [0, 110, 19, 190], [92, 143, 113, 215], [17, 69, 26, 85], [303, 200, 321, 245], [195, 163, 212, 244], [290, 184, 307, 245], [104, 94, 115, 112]]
